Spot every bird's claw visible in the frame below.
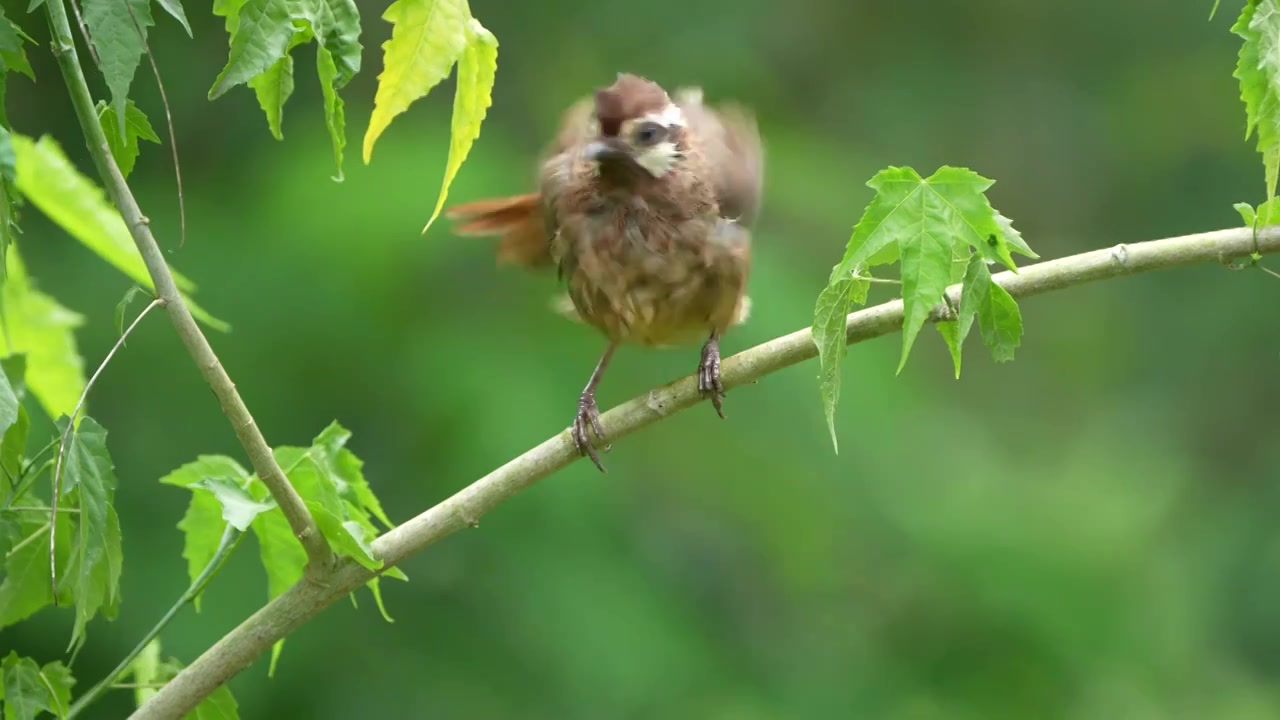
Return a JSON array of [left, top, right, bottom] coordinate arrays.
[[698, 339, 726, 418], [572, 392, 609, 472]]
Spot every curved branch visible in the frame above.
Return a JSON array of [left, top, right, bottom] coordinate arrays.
[[132, 225, 1280, 719], [43, 0, 332, 571]]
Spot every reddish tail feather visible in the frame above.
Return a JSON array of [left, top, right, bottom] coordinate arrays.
[[446, 192, 551, 267]]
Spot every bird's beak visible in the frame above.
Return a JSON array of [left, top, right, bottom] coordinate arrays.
[[584, 139, 627, 162]]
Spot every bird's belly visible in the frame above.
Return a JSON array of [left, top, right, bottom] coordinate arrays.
[[568, 241, 746, 347]]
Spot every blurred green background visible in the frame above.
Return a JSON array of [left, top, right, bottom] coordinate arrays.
[[4, 1, 1280, 718]]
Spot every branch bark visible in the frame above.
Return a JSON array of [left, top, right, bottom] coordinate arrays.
[[132, 225, 1280, 719], [44, 0, 331, 570]]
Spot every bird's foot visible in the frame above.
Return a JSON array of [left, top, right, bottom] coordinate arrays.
[[571, 391, 609, 472], [698, 337, 726, 418]]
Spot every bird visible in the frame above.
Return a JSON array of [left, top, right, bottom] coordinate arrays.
[[446, 73, 765, 472]]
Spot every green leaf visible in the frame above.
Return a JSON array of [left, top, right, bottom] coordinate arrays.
[[311, 422, 392, 528], [113, 284, 146, 340], [37, 661, 73, 719], [250, 56, 296, 141], [951, 254, 1024, 366], [896, 206, 954, 374], [82, 0, 154, 140], [155, 0, 193, 37], [97, 100, 161, 180], [10, 134, 226, 331], [317, 47, 347, 181], [1234, 201, 1256, 225], [0, 128, 13, 184], [0, 10, 34, 81], [193, 476, 276, 532], [250, 508, 305, 676], [159, 455, 250, 610], [363, 0, 470, 163], [209, 0, 363, 100], [0, 507, 73, 628], [811, 275, 852, 452], [1234, 0, 1280, 200], [935, 320, 963, 379], [0, 248, 86, 421], [422, 18, 497, 232], [54, 415, 122, 655], [1, 652, 68, 720], [0, 353, 18, 439], [124, 640, 239, 719], [0, 406, 26, 496], [125, 638, 162, 707]]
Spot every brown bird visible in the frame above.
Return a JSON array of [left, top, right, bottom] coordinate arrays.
[[447, 73, 764, 471]]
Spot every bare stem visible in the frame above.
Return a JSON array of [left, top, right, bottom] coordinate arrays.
[[50, 297, 163, 599], [132, 225, 1280, 719], [43, 0, 331, 571]]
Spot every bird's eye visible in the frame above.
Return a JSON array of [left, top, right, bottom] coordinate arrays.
[[634, 122, 666, 145]]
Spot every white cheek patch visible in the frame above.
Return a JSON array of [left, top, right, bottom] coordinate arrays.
[[641, 103, 686, 128], [635, 140, 682, 177]]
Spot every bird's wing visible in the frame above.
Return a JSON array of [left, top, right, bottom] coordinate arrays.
[[675, 87, 765, 227]]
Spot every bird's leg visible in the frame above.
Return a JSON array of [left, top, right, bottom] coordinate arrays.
[[698, 331, 726, 418], [572, 342, 617, 472]]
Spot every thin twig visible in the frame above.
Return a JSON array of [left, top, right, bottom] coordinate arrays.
[[133, 226, 1280, 719], [67, 524, 242, 719], [66, 0, 99, 69], [44, 0, 332, 572], [123, 0, 186, 250], [49, 297, 162, 598]]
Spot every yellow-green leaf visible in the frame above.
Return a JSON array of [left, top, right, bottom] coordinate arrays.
[[10, 134, 226, 331], [362, 0, 469, 164], [0, 248, 86, 420], [422, 17, 497, 233]]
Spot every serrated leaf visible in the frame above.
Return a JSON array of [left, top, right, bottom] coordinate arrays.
[[1234, 0, 1280, 200], [811, 275, 851, 452], [1, 652, 70, 720], [125, 639, 162, 707], [0, 508, 73, 628], [0, 248, 86, 421], [159, 455, 251, 611], [54, 415, 122, 655], [1235, 201, 1257, 225], [978, 282, 1022, 362], [10, 134, 226, 331], [113, 284, 146, 340], [0, 353, 18, 439], [952, 254, 1023, 366], [317, 47, 347, 180], [37, 661, 73, 719], [209, 0, 362, 100], [0, 406, 23, 497], [309, 503, 379, 569], [0, 10, 34, 81], [124, 640, 239, 719], [935, 320, 963, 379], [250, 56, 296, 141], [897, 210, 953, 374], [363, 0, 470, 164], [194, 476, 275, 531], [0, 128, 14, 184], [155, 0, 192, 37], [82, 0, 153, 140], [422, 18, 497, 233], [311, 422, 393, 528], [250, 507, 305, 675], [97, 100, 161, 180]]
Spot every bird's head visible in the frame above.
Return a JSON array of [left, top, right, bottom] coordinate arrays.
[[584, 73, 687, 178]]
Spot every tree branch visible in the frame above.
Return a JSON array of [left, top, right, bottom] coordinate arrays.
[[43, 0, 332, 571], [131, 225, 1280, 719]]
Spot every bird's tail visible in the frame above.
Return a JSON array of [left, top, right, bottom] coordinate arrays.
[[445, 192, 551, 267]]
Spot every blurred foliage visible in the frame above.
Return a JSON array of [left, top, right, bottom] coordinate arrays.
[[1, 0, 1279, 719]]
